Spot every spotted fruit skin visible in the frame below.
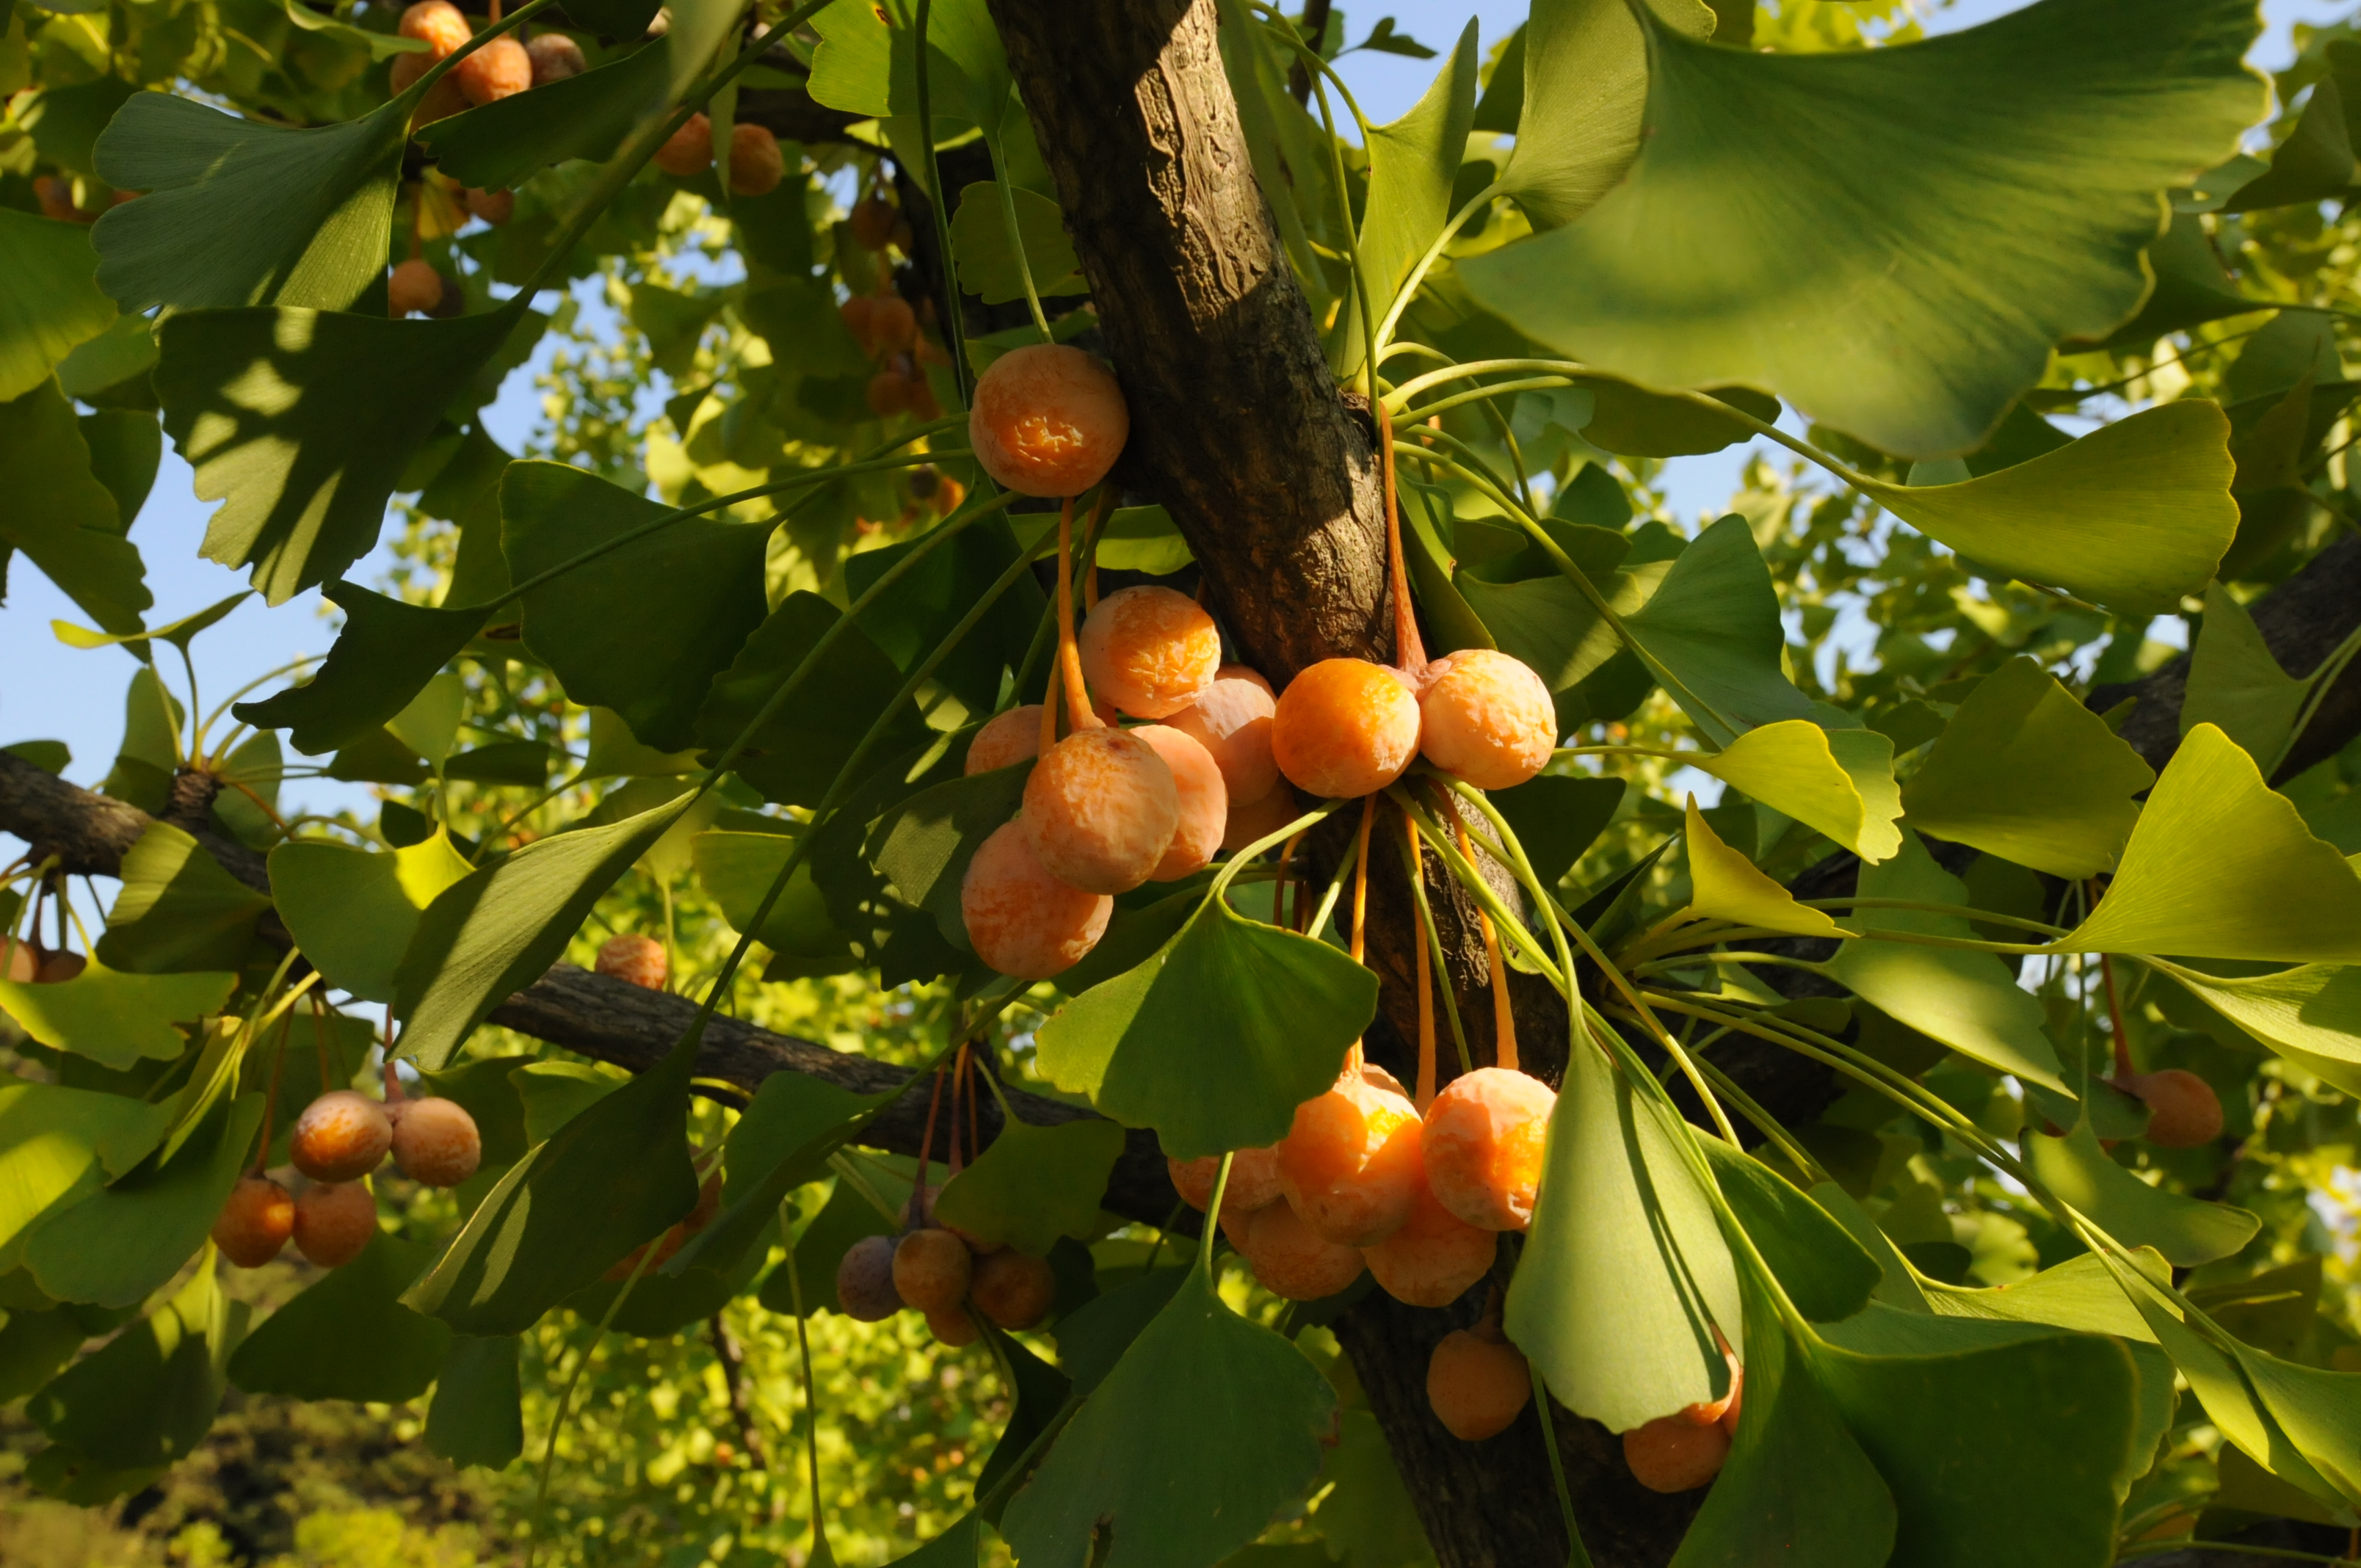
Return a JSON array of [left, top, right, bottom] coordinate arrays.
[[595, 933, 667, 990], [1022, 728, 1179, 894], [290, 1091, 392, 1183], [1623, 1413, 1731, 1493], [1422, 1067, 1556, 1232], [965, 705, 1043, 774], [1241, 1201, 1366, 1302], [1271, 659, 1421, 799], [960, 819, 1112, 979], [1417, 649, 1556, 789], [213, 1175, 295, 1268], [835, 1235, 903, 1322], [1363, 1169, 1498, 1307], [293, 1181, 378, 1268], [1078, 587, 1221, 720], [967, 344, 1129, 498], [893, 1227, 973, 1314], [1131, 725, 1227, 881], [390, 1097, 482, 1187], [1426, 1329, 1531, 1441], [1167, 665, 1279, 806], [454, 35, 531, 105], [970, 1249, 1056, 1329], [1277, 1075, 1422, 1247], [1165, 1145, 1285, 1215]]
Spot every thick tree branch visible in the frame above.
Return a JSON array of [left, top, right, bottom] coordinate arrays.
[[0, 751, 1183, 1229]]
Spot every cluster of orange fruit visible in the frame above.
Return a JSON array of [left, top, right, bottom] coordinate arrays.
[[832, 192, 952, 422], [835, 1191, 1058, 1345], [653, 112, 786, 197], [211, 1072, 482, 1271]]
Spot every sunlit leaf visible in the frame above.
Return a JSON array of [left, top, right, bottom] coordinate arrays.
[[1683, 796, 1849, 939], [689, 830, 859, 978], [2023, 1120, 2258, 1267], [1338, 20, 1476, 374], [97, 823, 273, 976], [228, 1234, 449, 1401], [24, 1094, 262, 1309], [935, 1117, 1125, 1257], [2167, 962, 2361, 1092], [270, 830, 474, 1003], [0, 963, 234, 1071], [1826, 833, 2069, 1092], [1464, 0, 2265, 457], [2182, 579, 2312, 769], [1619, 516, 1825, 747], [1694, 719, 1902, 865], [1899, 656, 2155, 878], [0, 1082, 172, 1270], [2057, 723, 2361, 962], [1035, 898, 1377, 1159], [1000, 1261, 1335, 1568], [0, 210, 116, 401], [27, 1262, 242, 1477], [0, 380, 150, 636], [1494, 0, 1716, 230], [1506, 1039, 1739, 1431]]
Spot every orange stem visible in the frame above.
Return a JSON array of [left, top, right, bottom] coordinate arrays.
[[911, 1068, 946, 1226], [1379, 406, 1426, 678], [2095, 918, 2135, 1079], [1085, 562, 1100, 611], [1345, 796, 1377, 1077], [254, 1015, 292, 1174], [1053, 496, 1099, 732], [1457, 815, 1517, 1072], [1407, 812, 1435, 1112], [949, 1044, 967, 1175]]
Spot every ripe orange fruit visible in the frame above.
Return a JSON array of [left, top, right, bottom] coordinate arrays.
[[290, 1091, 391, 1183], [1167, 1144, 1284, 1215], [960, 818, 1111, 979], [965, 705, 1043, 774], [464, 186, 513, 225], [970, 1249, 1056, 1329], [1426, 1329, 1531, 1440], [397, 0, 469, 57], [1277, 1073, 1422, 1246], [1130, 725, 1226, 881], [1416, 649, 1556, 790], [728, 123, 783, 196], [454, 35, 530, 105], [968, 344, 1129, 498], [1220, 782, 1301, 855], [213, 1175, 295, 1268], [293, 1181, 378, 1268], [1421, 1067, 1556, 1232], [1270, 659, 1421, 799], [1624, 1412, 1731, 1493], [595, 933, 667, 990], [1239, 1200, 1366, 1302], [526, 32, 585, 84], [388, 1096, 482, 1187], [653, 112, 713, 177], [388, 258, 445, 319], [1167, 665, 1279, 806], [1078, 587, 1221, 720], [2119, 1068, 2224, 1149], [1363, 1169, 1497, 1307], [926, 1305, 980, 1347], [1022, 727, 1180, 894], [893, 1227, 973, 1314]]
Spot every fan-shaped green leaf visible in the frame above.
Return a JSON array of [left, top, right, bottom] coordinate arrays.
[[664, 1070, 889, 1280], [0, 1083, 172, 1270], [0, 963, 233, 1071], [97, 823, 273, 976], [27, 1263, 241, 1473], [158, 305, 521, 604], [935, 1118, 1125, 1257], [2057, 723, 2361, 962], [1495, 0, 1715, 231], [1900, 656, 2155, 878], [2183, 580, 2313, 769], [1619, 516, 1824, 747], [1694, 719, 1902, 864], [1826, 833, 2069, 1092], [25, 1094, 263, 1309], [868, 763, 1031, 948], [418, 42, 668, 192], [1505, 1038, 1739, 1431], [228, 1235, 448, 1401], [233, 581, 490, 756], [2168, 962, 2361, 1090], [2024, 1120, 2259, 1266], [1034, 898, 1377, 1160], [1338, 19, 1476, 374], [1700, 1138, 1878, 1324], [999, 1261, 1335, 1568], [391, 794, 696, 1070], [1463, 0, 2265, 457], [0, 380, 150, 636], [689, 830, 857, 977], [425, 1335, 524, 1470], [92, 91, 408, 314], [269, 830, 474, 1003], [0, 210, 116, 401], [1683, 796, 1850, 939], [1848, 402, 2236, 611], [949, 181, 1085, 304], [1490, 774, 1622, 890]]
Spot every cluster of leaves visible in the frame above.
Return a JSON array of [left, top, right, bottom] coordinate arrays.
[[7, 0, 2361, 1563]]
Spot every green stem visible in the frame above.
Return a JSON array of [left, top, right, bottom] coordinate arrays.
[[1528, 1364, 1595, 1568], [1401, 376, 1577, 428], [778, 1205, 837, 1567], [913, 0, 973, 408], [1374, 180, 1506, 354], [525, 1241, 661, 1568], [990, 145, 1052, 341], [2274, 617, 2361, 776], [1396, 817, 1474, 1075], [1199, 1152, 1234, 1274]]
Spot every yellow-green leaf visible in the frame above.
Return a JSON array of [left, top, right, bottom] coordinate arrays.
[[1683, 796, 1851, 940], [1694, 719, 1902, 865]]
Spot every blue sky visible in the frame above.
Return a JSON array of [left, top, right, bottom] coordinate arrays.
[[2, 0, 2344, 828]]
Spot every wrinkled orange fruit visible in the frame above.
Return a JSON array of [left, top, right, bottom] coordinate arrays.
[[1078, 586, 1221, 719], [968, 344, 1128, 498], [1023, 727, 1178, 893], [1422, 1067, 1556, 1232], [960, 819, 1112, 979], [1277, 1074, 1422, 1246], [1426, 1329, 1531, 1441], [1271, 658, 1420, 799], [1417, 649, 1556, 790]]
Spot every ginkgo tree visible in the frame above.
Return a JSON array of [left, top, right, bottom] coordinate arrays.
[[4, 0, 2361, 1562]]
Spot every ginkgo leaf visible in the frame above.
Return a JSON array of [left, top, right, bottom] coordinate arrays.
[[0, 964, 235, 1072], [1338, 19, 1476, 374], [93, 91, 409, 314], [2058, 724, 2361, 963], [947, 181, 1087, 304], [1899, 656, 2155, 878], [1827, 834, 2070, 1093], [0, 380, 150, 636], [2182, 581, 2311, 769], [1495, 0, 1716, 231], [158, 305, 522, 604], [1683, 797, 1851, 939], [1462, 0, 2265, 457], [2166, 963, 2361, 1092], [1619, 515, 1825, 747], [1693, 719, 1902, 864], [0, 209, 116, 402], [2024, 1120, 2259, 1266], [269, 830, 475, 1003], [934, 1117, 1125, 1257], [1849, 403, 2236, 612], [418, 42, 669, 193], [232, 582, 490, 757]]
